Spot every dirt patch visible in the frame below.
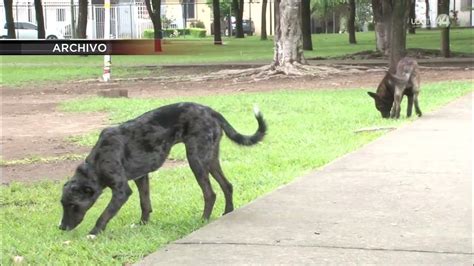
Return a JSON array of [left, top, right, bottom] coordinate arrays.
[[1, 99, 108, 160], [1, 67, 473, 184], [1, 159, 185, 185], [319, 49, 474, 60]]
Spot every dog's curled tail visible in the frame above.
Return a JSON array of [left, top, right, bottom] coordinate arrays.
[[213, 105, 267, 146]]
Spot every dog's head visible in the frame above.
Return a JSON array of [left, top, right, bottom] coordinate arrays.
[[367, 91, 391, 118], [59, 162, 101, 231]]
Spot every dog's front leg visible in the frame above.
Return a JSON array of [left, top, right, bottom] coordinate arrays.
[[390, 90, 402, 119], [414, 92, 422, 117], [89, 182, 132, 235]]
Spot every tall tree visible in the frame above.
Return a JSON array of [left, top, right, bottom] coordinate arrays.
[[408, 0, 416, 34], [212, 0, 222, 44], [272, 0, 305, 74], [348, 0, 356, 44], [76, 0, 88, 38], [3, 0, 15, 38], [34, 0, 45, 38], [232, 0, 244, 38], [301, 0, 312, 50], [389, 0, 410, 72], [372, 0, 392, 54], [144, 0, 162, 39], [261, 0, 268, 40], [425, 0, 431, 29], [438, 0, 450, 57]]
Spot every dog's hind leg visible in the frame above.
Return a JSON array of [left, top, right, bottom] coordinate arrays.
[[406, 94, 414, 117], [210, 158, 234, 215], [186, 145, 216, 220], [134, 174, 152, 224]]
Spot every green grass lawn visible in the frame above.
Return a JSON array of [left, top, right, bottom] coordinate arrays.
[[1, 29, 473, 86], [1, 81, 472, 265]]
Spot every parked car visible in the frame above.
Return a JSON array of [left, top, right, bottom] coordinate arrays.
[[230, 19, 255, 36], [1, 22, 63, 39]]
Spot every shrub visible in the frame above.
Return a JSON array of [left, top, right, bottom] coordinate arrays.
[[142, 28, 191, 38], [367, 22, 375, 31], [191, 20, 206, 29], [143, 29, 154, 39], [189, 28, 206, 38]]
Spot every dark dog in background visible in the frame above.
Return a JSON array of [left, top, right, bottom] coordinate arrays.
[[59, 102, 266, 235], [368, 57, 422, 119]]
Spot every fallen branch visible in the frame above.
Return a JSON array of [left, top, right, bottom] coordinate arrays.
[[354, 126, 397, 133]]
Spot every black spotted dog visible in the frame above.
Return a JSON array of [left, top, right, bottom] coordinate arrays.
[[59, 102, 267, 235]]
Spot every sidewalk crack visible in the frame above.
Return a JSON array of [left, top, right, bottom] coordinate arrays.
[[175, 241, 472, 255]]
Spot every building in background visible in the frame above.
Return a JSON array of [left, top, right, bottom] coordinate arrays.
[[1, 0, 472, 39]]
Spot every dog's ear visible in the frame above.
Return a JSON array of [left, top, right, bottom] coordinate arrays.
[[367, 92, 378, 99], [69, 182, 95, 197]]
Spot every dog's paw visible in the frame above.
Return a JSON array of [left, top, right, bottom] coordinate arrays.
[[86, 234, 97, 240]]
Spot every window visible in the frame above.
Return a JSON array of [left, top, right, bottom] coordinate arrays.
[[461, 0, 472, 11], [182, 0, 195, 19], [137, 5, 150, 19], [57, 8, 66, 22], [23, 23, 37, 30]]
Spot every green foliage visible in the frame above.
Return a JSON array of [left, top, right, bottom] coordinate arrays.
[[2, 81, 472, 265], [0, 154, 85, 166], [206, 0, 233, 17], [190, 20, 206, 29], [355, 0, 373, 31], [311, 0, 346, 19], [161, 15, 175, 29], [189, 28, 207, 38], [368, 22, 375, 31], [143, 29, 154, 39], [143, 29, 192, 38]]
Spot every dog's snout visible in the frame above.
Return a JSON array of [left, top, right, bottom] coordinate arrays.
[[59, 222, 70, 231]]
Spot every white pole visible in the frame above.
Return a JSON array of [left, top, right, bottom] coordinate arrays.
[[103, 0, 111, 82]]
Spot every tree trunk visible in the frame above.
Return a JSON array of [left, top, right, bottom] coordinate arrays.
[[408, 0, 416, 34], [372, 0, 384, 51], [261, 0, 268, 40], [212, 0, 222, 45], [425, 0, 431, 29], [272, 0, 305, 73], [145, 0, 162, 39], [381, 0, 392, 55], [34, 0, 45, 38], [301, 0, 312, 50], [348, 0, 357, 44], [438, 0, 450, 57], [70, 0, 76, 38], [372, 0, 391, 53], [3, 0, 15, 38], [233, 0, 244, 38], [76, 0, 88, 38], [212, 0, 222, 44], [389, 0, 410, 73]]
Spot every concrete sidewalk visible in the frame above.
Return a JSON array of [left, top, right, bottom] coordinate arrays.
[[139, 93, 473, 265]]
